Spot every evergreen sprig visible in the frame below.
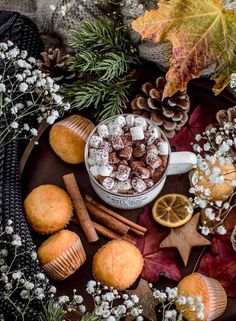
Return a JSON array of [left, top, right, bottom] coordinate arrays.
[[39, 301, 64, 321], [66, 17, 138, 120], [66, 78, 132, 120]]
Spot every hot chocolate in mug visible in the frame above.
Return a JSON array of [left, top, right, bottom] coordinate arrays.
[[85, 114, 196, 209]]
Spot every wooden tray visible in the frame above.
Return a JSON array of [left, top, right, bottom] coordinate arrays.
[[21, 79, 236, 321]]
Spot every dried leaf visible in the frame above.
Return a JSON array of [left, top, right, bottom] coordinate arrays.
[[169, 105, 215, 151], [198, 235, 236, 296], [132, 0, 236, 98], [136, 207, 182, 282]]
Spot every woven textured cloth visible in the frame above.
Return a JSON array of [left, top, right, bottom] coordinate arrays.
[[0, 0, 236, 70], [0, 11, 44, 319]]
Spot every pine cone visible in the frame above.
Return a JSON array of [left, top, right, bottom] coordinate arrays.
[[37, 48, 76, 84], [131, 76, 190, 138], [216, 106, 236, 126]]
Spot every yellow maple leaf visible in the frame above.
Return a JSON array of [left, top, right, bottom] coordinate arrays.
[[132, 0, 236, 98]]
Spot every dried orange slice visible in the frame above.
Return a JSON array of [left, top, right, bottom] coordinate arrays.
[[152, 194, 192, 227]]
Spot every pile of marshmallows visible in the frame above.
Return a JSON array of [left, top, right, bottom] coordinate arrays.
[[87, 115, 169, 194]]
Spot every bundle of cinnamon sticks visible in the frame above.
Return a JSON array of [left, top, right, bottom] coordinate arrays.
[[63, 173, 147, 244]]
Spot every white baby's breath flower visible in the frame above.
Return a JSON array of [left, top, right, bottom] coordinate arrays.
[[203, 143, 211, 151], [12, 271, 23, 280], [124, 299, 134, 308], [19, 82, 28, 92], [30, 128, 38, 136], [216, 225, 226, 235], [195, 134, 202, 141], [166, 287, 177, 300], [196, 312, 205, 320], [199, 226, 210, 236], [79, 305, 86, 313], [23, 124, 30, 131], [73, 295, 83, 304], [28, 57, 36, 64], [20, 290, 29, 299], [58, 295, 70, 304], [130, 294, 139, 304], [0, 83, 6, 92], [7, 219, 13, 225], [31, 251, 37, 260], [36, 273, 45, 280], [106, 316, 116, 321], [0, 249, 8, 257], [205, 208, 215, 221], [24, 281, 34, 290], [5, 226, 13, 234], [176, 296, 186, 305]]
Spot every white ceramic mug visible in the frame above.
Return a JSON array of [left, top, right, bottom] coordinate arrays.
[[85, 115, 196, 209]]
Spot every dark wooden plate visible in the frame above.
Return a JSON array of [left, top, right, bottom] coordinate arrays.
[[21, 79, 236, 321]]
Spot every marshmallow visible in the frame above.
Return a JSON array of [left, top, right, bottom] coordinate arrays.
[[158, 141, 169, 155], [98, 124, 109, 138], [90, 165, 99, 177], [87, 157, 97, 166], [109, 124, 124, 137], [98, 164, 113, 177], [116, 165, 131, 181], [89, 148, 98, 159], [96, 149, 109, 165], [89, 135, 103, 148], [130, 126, 144, 141], [102, 177, 114, 190], [111, 136, 124, 150], [146, 127, 160, 145], [135, 116, 147, 130], [132, 177, 147, 193], [114, 115, 126, 128], [126, 115, 135, 127], [117, 180, 132, 191]]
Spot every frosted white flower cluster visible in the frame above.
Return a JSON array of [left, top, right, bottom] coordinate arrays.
[[150, 284, 205, 321], [0, 41, 70, 148], [0, 219, 56, 319], [86, 280, 143, 321], [190, 117, 236, 235]]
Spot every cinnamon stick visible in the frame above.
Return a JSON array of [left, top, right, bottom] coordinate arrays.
[[85, 195, 147, 235], [63, 173, 98, 243], [73, 216, 135, 244], [85, 200, 130, 235]]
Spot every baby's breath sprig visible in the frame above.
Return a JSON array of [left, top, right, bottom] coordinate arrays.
[[189, 112, 236, 236], [0, 41, 70, 149], [0, 220, 56, 321], [149, 284, 205, 321]]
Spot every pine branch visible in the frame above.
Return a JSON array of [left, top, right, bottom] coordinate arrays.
[[70, 18, 129, 53], [66, 78, 131, 120], [39, 301, 64, 321]]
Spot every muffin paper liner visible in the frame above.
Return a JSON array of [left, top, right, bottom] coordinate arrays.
[[201, 274, 227, 321], [43, 237, 86, 280], [57, 115, 95, 142]]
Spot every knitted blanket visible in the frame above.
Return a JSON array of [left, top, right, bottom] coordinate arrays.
[[0, 0, 235, 70]]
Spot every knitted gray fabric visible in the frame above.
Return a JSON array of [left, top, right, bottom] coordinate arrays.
[[0, 0, 235, 74]]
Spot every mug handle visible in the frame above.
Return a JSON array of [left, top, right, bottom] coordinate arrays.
[[167, 152, 197, 176]]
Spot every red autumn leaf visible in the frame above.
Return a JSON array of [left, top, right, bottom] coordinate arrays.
[[136, 206, 182, 283], [198, 235, 236, 297], [169, 105, 216, 151]]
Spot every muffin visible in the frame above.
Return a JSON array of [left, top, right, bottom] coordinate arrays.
[[24, 184, 72, 234], [49, 115, 95, 164], [93, 239, 143, 290], [176, 273, 227, 321], [38, 230, 86, 280], [190, 160, 236, 201]]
